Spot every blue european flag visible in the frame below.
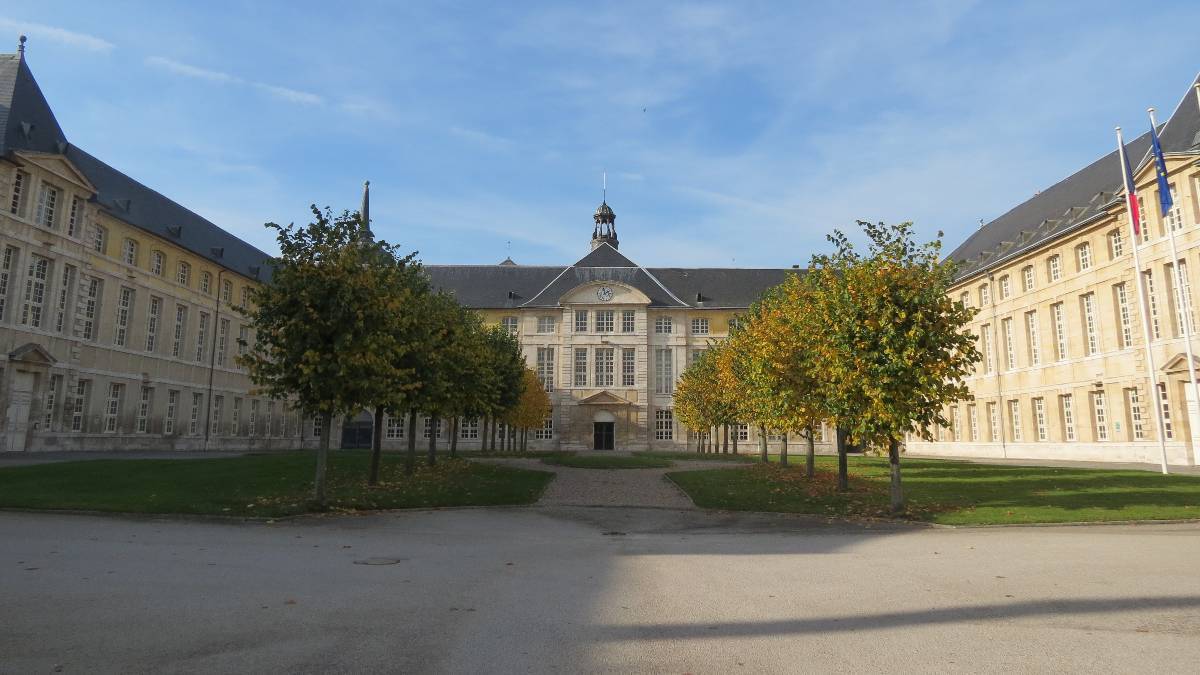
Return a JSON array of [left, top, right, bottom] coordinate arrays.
[[1150, 122, 1174, 216]]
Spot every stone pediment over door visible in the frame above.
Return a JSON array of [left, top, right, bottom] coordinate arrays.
[[8, 342, 56, 367], [577, 391, 635, 406], [1161, 352, 1200, 376]]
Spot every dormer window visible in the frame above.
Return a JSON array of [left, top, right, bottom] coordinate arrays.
[[122, 239, 139, 267]]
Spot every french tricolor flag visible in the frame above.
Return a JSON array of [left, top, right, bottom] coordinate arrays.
[[1116, 127, 1142, 235]]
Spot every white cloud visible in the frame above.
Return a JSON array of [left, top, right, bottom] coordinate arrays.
[[145, 55, 323, 106], [0, 17, 115, 53]]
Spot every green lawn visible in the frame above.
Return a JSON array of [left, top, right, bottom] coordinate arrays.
[[667, 456, 1200, 525], [634, 451, 755, 463], [0, 451, 554, 517], [540, 453, 673, 469]]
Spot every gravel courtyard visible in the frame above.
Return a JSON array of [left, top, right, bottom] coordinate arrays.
[[3, 502, 1199, 673]]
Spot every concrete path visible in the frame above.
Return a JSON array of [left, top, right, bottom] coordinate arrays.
[[2, 508, 1198, 673], [477, 453, 743, 509]]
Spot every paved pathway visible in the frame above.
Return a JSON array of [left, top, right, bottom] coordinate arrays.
[[3, 508, 1198, 673], [477, 453, 743, 509]]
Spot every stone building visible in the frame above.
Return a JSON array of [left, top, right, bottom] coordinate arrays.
[[0, 42, 312, 452], [907, 73, 1200, 467], [423, 204, 830, 452]]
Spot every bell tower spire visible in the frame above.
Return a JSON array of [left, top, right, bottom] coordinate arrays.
[[359, 180, 372, 241], [591, 173, 619, 250]]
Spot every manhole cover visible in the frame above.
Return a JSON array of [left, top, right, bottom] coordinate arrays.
[[353, 557, 408, 565]]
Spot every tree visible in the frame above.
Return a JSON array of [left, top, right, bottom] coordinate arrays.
[[239, 206, 413, 507], [810, 221, 980, 512], [507, 369, 551, 450]]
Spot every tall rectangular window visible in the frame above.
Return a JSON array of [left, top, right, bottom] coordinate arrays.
[[691, 318, 709, 335], [1001, 317, 1016, 370], [979, 284, 990, 306], [737, 423, 750, 442], [136, 386, 153, 433], [621, 310, 635, 333], [104, 382, 124, 433], [1076, 242, 1092, 271], [1165, 262, 1184, 337], [622, 348, 636, 387], [1032, 397, 1047, 441], [534, 416, 554, 440], [237, 325, 249, 361], [1125, 387, 1145, 441], [43, 374, 61, 430], [654, 409, 674, 440], [968, 404, 979, 441], [66, 196, 82, 237], [249, 400, 259, 436], [150, 251, 164, 276], [1080, 293, 1098, 355], [78, 276, 101, 341], [654, 348, 674, 394], [0, 245, 17, 321], [20, 254, 50, 328], [574, 309, 588, 332], [596, 310, 614, 333], [71, 380, 90, 432], [594, 348, 614, 386], [33, 185, 57, 228], [190, 393, 203, 436], [114, 287, 134, 347], [1163, 185, 1183, 231], [1178, 260, 1195, 333], [1060, 394, 1076, 441], [145, 296, 162, 352], [89, 224, 107, 254], [221, 279, 233, 305], [172, 305, 188, 358], [195, 312, 209, 362], [459, 417, 479, 440], [1048, 254, 1061, 281], [1157, 382, 1173, 440], [211, 395, 224, 436], [165, 390, 179, 435], [655, 316, 672, 334], [1025, 310, 1041, 366], [536, 347, 555, 392], [422, 417, 441, 439], [54, 264, 76, 334], [537, 316, 555, 333], [998, 275, 1010, 299], [386, 414, 405, 439], [10, 169, 28, 215], [980, 324, 994, 374], [987, 402, 1000, 442], [1144, 270, 1162, 339], [1051, 302, 1067, 360], [266, 402, 277, 437], [216, 318, 229, 366], [1021, 265, 1035, 292], [177, 262, 190, 286], [232, 398, 242, 436], [1008, 399, 1022, 441], [122, 239, 138, 267], [1108, 229, 1124, 258], [1114, 283, 1133, 348], [573, 348, 588, 387], [1091, 391, 1109, 441], [501, 316, 518, 335]]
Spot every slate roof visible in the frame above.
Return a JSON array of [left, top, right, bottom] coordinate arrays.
[[949, 72, 1200, 284], [0, 51, 273, 281], [426, 242, 797, 309]]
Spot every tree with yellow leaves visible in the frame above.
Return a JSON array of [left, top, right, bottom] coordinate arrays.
[[505, 368, 551, 452]]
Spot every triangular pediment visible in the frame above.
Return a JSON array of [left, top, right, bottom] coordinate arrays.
[[1161, 352, 1200, 374], [8, 342, 56, 366], [13, 150, 96, 193], [573, 243, 639, 268], [577, 390, 635, 406]]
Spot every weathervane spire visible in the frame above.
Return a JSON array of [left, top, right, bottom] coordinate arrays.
[[360, 180, 372, 241], [17, 35, 26, 59]]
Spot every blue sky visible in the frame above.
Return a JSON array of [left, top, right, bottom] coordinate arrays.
[[5, 1, 1200, 267]]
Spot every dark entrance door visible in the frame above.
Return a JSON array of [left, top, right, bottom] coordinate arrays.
[[593, 422, 615, 450], [341, 411, 374, 449]]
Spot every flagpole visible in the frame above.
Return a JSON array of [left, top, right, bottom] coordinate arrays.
[[1149, 108, 1200, 471], [1117, 126, 1171, 474]]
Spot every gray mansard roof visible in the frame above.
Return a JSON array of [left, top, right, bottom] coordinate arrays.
[[0, 50, 273, 282], [426, 242, 797, 309], [950, 72, 1200, 284]]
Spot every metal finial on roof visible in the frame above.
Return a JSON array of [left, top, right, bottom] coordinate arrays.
[[360, 180, 372, 241], [17, 35, 26, 58]]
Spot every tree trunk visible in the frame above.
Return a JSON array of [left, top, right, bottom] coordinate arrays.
[[481, 416, 489, 453], [427, 414, 439, 466], [732, 426, 738, 455], [806, 425, 816, 479], [450, 417, 459, 459], [758, 425, 768, 463], [368, 406, 385, 486], [490, 417, 498, 452], [522, 428, 528, 452], [889, 437, 904, 513], [313, 411, 333, 508], [780, 433, 789, 466], [836, 426, 849, 492], [722, 424, 729, 454], [405, 410, 418, 475]]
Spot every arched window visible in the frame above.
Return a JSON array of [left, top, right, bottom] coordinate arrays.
[[150, 250, 164, 276], [177, 261, 191, 286], [122, 238, 139, 266]]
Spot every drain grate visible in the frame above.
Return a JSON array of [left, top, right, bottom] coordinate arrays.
[[353, 557, 408, 565], [601, 531, 627, 536]]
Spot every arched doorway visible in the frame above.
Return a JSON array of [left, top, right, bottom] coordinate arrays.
[[593, 410, 615, 450]]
